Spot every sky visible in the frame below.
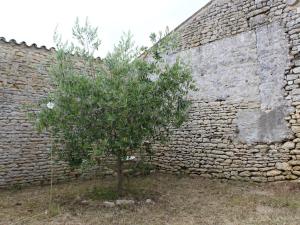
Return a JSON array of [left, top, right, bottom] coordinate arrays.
[[0, 0, 209, 57]]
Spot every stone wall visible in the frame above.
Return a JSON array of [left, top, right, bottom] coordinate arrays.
[[1, 0, 300, 187], [0, 40, 73, 187], [151, 0, 300, 181], [0, 39, 111, 188]]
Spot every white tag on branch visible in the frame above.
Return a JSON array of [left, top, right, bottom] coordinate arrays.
[[47, 102, 55, 109], [125, 156, 136, 161]]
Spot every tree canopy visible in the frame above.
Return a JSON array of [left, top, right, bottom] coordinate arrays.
[[32, 19, 196, 195]]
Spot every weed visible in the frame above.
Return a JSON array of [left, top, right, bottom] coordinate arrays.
[[87, 186, 119, 201], [47, 203, 61, 217]]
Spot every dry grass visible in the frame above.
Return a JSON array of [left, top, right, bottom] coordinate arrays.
[[0, 174, 300, 225]]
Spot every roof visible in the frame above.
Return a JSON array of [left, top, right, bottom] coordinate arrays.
[[0, 36, 55, 51]]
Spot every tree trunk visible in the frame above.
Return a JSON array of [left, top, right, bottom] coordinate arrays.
[[116, 153, 123, 197]]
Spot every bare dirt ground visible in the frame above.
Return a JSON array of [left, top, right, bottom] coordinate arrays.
[[1, 174, 300, 225]]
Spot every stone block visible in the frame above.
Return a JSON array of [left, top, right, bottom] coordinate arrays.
[[266, 170, 282, 177], [275, 162, 292, 171], [282, 142, 295, 150], [289, 160, 300, 166]]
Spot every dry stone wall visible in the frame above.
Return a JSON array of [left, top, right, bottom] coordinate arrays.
[[0, 40, 107, 187], [1, 0, 300, 187], [152, 0, 300, 182], [0, 41, 73, 187]]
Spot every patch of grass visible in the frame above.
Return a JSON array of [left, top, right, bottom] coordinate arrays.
[[125, 187, 159, 201], [87, 186, 119, 201], [47, 203, 61, 217], [230, 195, 254, 206], [10, 183, 23, 191], [261, 196, 300, 210], [85, 185, 159, 202], [0, 174, 300, 225]]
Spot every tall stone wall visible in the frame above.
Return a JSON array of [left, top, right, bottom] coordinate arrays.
[[1, 0, 300, 187], [152, 0, 300, 182], [0, 39, 108, 188], [0, 40, 73, 187]]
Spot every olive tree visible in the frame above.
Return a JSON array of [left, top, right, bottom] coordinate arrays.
[[33, 19, 196, 196]]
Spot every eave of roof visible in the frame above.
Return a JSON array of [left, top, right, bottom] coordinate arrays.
[[0, 36, 55, 51]]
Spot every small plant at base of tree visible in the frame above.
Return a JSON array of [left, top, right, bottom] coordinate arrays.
[[31, 18, 196, 197]]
